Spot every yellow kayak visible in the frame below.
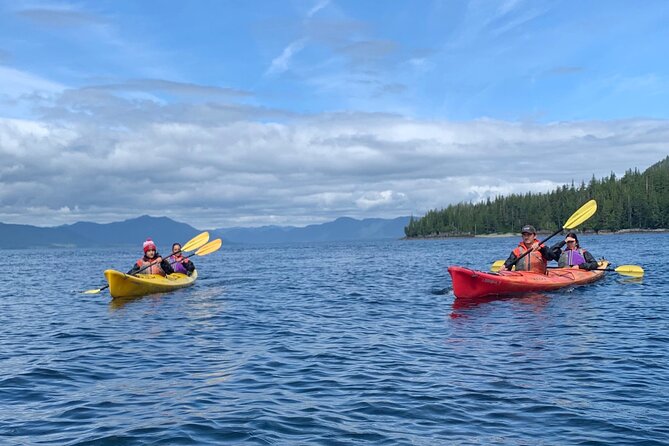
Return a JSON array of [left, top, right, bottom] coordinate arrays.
[[103, 269, 198, 298]]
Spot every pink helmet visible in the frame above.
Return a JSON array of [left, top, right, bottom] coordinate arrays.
[[143, 239, 157, 253]]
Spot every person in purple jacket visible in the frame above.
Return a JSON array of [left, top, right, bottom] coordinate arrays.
[[168, 242, 196, 276], [552, 232, 599, 270]]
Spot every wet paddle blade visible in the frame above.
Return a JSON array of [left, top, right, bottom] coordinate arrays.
[[614, 264, 644, 277], [182, 231, 210, 252], [82, 283, 110, 294], [563, 199, 597, 230]]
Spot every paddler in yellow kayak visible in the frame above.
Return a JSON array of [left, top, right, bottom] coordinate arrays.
[[168, 242, 196, 276], [127, 239, 174, 276]]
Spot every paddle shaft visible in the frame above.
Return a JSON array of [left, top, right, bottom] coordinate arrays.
[[548, 266, 613, 271]]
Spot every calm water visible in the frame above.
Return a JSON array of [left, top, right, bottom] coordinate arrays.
[[1, 234, 668, 445]]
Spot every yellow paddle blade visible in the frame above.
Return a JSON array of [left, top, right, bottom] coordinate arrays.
[[83, 288, 102, 294], [563, 199, 597, 230], [491, 260, 505, 272], [195, 238, 222, 256], [182, 231, 210, 252], [614, 264, 644, 277]]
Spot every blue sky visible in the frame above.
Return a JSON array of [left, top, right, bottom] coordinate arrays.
[[1, 1, 668, 228]]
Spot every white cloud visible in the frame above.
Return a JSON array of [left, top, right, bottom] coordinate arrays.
[[307, 0, 330, 18], [356, 190, 407, 210], [1, 94, 668, 229], [266, 39, 308, 76]]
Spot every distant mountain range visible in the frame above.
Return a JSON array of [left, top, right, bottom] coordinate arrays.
[[213, 216, 411, 244], [0, 216, 201, 249], [0, 215, 411, 248]]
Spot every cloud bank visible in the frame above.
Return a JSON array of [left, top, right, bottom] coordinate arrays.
[[1, 83, 667, 228]]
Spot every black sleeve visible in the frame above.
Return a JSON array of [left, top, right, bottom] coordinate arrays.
[[547, 241, 565, 261], [537, 245, 552, 262], [161, 258, 174, 275], [127, 263, 140, 275], [579, 250, 599, 271], [185, 260, 195, 275], [503, 252, 518, 270]]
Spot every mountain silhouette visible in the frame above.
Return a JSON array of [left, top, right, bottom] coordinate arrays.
[[1, 215, 200, 249], [0, 215, 411, 248], [215, 216, 411, 243]]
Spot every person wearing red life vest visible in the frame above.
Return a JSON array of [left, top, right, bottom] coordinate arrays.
[[168, 242, 195, 276], [551, 232, 599, 270], [127, 239, 174, 276], [503, 224, 560, 274]]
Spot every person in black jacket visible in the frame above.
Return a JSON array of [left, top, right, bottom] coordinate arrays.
[[550, 232, 599, 271], [127, 239, 174, 276]]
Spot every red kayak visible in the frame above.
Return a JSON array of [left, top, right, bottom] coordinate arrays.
[[448, 261, 609, 299]]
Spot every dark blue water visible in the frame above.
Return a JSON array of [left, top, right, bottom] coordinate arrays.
[[1, 234, 668, 445]]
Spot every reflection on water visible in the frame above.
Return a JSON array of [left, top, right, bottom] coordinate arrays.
[[450, 292, 552, 318], [108, 293, 169, 311]]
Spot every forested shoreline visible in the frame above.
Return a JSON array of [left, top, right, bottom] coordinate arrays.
[[405, 156, 669, 238]]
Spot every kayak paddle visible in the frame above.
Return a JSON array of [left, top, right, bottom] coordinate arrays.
[[505, 199, 597, 271], [549, 264, 644, 277], [608, 264, 645, 277], [82, 231, 210, 295], [179, 231, 211, 252]]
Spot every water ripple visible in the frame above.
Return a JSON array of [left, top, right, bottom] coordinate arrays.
[[0, 236, 668, 445]]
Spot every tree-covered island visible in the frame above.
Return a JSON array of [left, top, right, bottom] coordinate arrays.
[[405, 156, 669, 238]]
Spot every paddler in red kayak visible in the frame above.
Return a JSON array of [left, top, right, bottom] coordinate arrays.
[[503, 225, 560, 273], [127, 239, 174, 276], [168, 242, 196, 276], [552, 232, 599, 270]]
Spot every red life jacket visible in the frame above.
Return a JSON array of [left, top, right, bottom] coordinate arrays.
[[512, 242, 547, 274], [136, 256, 166, 276]]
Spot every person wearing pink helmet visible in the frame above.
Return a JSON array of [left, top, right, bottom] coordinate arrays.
[[127, 238, 175, 276]]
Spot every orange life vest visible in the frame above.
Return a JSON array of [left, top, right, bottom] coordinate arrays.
[[136, 256, 166, 276], [512, 242, 547, 274]]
